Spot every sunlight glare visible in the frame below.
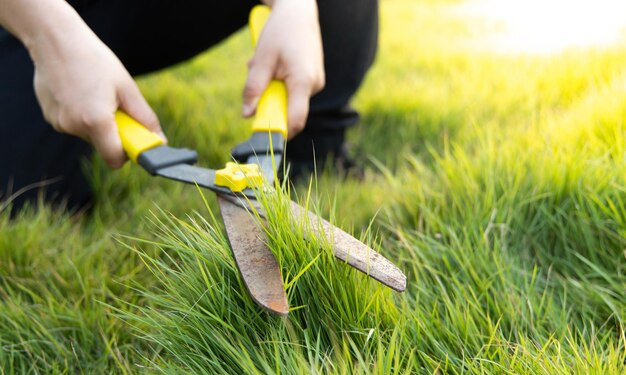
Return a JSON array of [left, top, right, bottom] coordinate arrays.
[[460, 0, 626, 53]]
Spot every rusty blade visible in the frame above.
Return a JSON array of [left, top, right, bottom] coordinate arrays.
[[217, 195, 289, 315], [222, 195, 407, 292], [288, 201, 407, 292]]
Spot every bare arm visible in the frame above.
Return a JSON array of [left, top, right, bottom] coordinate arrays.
[[0, 0, 163, 168]]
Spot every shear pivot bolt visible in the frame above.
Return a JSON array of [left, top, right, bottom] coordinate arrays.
[[214, 162, 263, 192]]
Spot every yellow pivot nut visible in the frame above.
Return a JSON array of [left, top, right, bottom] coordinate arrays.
[[214, 162, 263, 192]]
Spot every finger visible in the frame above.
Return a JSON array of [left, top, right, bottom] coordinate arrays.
[[89, 113, 128, 169], [243, 55, 275, 117], [117, 80, 166, 142], [285, 78, 311, 139]]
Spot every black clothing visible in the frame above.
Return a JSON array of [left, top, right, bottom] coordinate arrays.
[[0, 0, 378, 212]]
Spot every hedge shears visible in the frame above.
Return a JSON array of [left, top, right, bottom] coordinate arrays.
[[115, 5, 406, 315]]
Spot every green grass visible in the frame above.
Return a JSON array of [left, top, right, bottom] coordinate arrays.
[[2, 0, 626, 373]]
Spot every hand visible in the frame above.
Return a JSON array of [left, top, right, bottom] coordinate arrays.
[[28, 19, 164, 168], [242, 0, 325, 139]]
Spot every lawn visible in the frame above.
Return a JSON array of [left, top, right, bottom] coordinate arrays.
[[2, 0, 626, 373]]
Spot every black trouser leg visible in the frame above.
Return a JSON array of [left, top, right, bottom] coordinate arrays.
[[286, 0, 379, 170], [0, 29, 94, 213], [74, 0, 258, 76]]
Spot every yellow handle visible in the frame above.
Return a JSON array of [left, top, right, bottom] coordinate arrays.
[[115, 111, 164, 163], [249, 5, 288, 138]]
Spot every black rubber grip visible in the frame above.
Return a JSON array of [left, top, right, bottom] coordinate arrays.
[[231, 132, 284, 162], [137, 146, 198, 175]]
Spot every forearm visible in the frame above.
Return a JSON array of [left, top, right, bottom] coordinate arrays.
[[0, 0, 92, 59]]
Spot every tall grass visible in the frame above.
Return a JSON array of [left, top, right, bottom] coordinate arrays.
[[1, 0, 626, 373]]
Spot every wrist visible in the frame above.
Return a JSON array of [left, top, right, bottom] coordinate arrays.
[[8, 0, 90, 62]]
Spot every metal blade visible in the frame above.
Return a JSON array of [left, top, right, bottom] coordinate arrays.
[[217, 195, 289, 315], [246, 154, 282, 187], [221, 195, 407, 292], [288, 201, 407, 292]]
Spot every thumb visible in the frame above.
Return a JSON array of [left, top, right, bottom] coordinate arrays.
[[242, 56, 275, 118], [117, 79, 166, 142], [89, 113, 127, 169]]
